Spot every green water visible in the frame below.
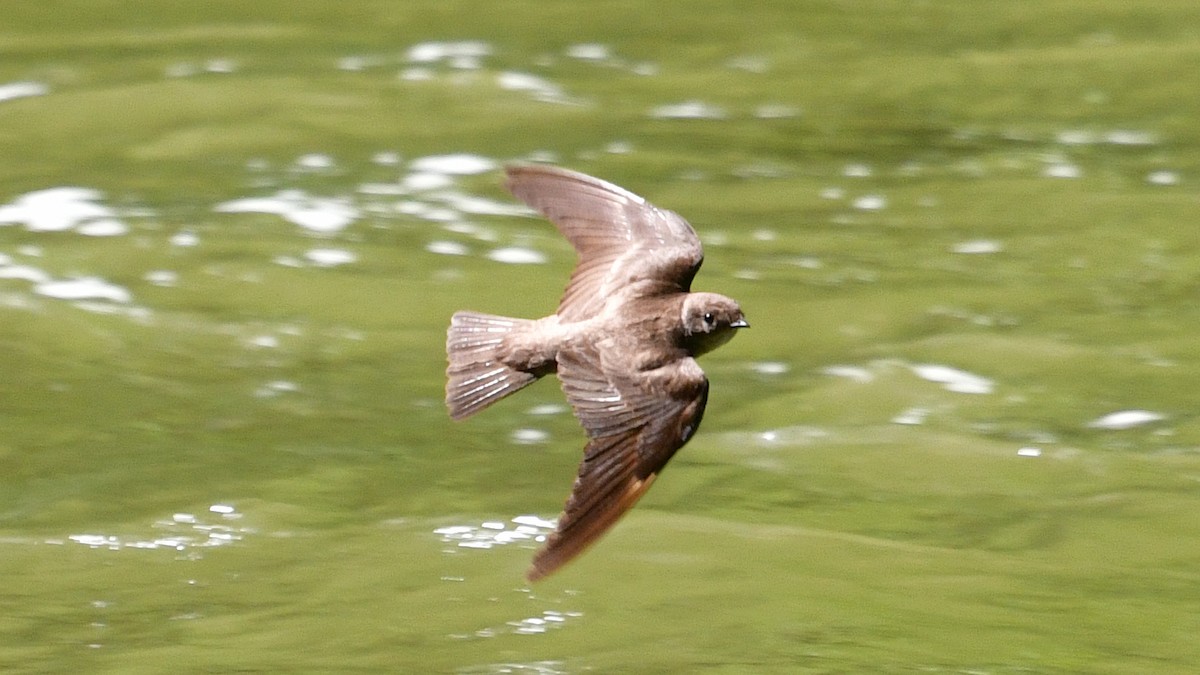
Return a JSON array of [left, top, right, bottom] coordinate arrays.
[[3, 2, 1200, 672]]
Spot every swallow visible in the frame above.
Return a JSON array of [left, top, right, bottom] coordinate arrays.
[[446, 164, 748, 581]]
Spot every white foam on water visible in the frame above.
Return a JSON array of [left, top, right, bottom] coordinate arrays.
[[912, 364, 994, 394], [1146, 170, 1179, 186], [1044, 162, 1082, 179], [526, 403, 567, 416], [438, 191, 530, 217], [144, 270, 178, 287], [649, 100, 727, 120], [749, 361, 789, 376], [215, 190, 360, 233], [852, 194, 887, 211], [843, 163, 872, 178], [248, 335, 279, 349], [1056, 130, 1095, 145], [372, 151, 401, 166], [434, 515, 555, 552], [487, 246, 546, 265], [822, 365, 874, 383], [631, 62, 659, 76], [727, 55, 770, 73], [511, 428, 549, 444], [0, 187, 126, 233], [497, 71, 570, 103], [508, 610, 582, 636], [254, 380, 299, 398], [605, 140, 633, 154], [0, 264, 51, 283], [565, 43, 610, 61], [426, 240, 469, 256], [1105, 130, 1156, 146], [1056, 128, 1154, 147], [442, 221, 487, 237], [1087, 410, 1165, 430], [35, 277, 131, 303], [67, 505, 248, 554], [77, 219, 129, 237], [406, 41, 492, 65], [512, 515, 556, 529], [401, 172, 455, 192], [304, 248, 357, 267], [294, 153, 336, 171], [892, 407, 929, 425], [170, 230, 200, 247], [0, 81, 49, 103], [409, 153, 497, 176], [205, 59, 237, 73], [953, 239, 1003, 254]]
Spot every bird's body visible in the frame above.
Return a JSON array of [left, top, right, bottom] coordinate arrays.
[[446, 165, 747, 581]]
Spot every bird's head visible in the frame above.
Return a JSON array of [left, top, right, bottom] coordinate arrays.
[[681, 293, 749, 356]]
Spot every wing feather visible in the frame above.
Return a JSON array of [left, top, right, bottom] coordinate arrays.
[[527, 344, 709, 581], [504, 165, 704, 322]]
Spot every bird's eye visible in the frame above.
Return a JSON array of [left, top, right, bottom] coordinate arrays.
[[703, 312, 715, 325]]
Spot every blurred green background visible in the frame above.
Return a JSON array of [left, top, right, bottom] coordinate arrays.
[[2, 1, 1199, 672]]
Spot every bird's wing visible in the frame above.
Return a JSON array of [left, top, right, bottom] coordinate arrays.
[[526, 342, 709, 582], [504, 164, 704, 322]]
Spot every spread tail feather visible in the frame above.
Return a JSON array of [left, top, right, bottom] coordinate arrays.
[[446, 311, 539, 419]]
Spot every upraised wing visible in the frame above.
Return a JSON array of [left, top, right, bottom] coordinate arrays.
[[504, 165, 704, 322]]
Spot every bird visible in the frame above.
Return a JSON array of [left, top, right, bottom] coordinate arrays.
[[445, 164, 748, 582]]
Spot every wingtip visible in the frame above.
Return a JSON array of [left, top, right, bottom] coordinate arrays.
[[502, 162, 546, 196], [503, 162, 590, 184], [524, 539, 564, 583], [524, 564, 547, 584]]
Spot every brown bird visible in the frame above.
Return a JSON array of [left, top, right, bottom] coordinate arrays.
[[445, 164, 748, 582]]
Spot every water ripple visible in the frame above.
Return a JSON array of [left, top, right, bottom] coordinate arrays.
[[0, 80, 48, 103], [649, 100, 727, 120], [1087, 410, 1166, 430], [215, 190, 360, 233], [0, 187, 130, 233], [61, 504, 249, 556], [435, 515, 555, 551], [912, 364, 994, 395]]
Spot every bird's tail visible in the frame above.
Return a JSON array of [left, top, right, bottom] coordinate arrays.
[[446, 311, 540, 420]]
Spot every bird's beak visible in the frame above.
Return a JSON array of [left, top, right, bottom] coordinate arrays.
[[731, 318, 749, 329]]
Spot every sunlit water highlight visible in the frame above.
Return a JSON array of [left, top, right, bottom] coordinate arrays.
[[3, 7, 1200, 673]]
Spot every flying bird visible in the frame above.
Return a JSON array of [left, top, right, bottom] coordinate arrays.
[[446, 164, 748, 581]]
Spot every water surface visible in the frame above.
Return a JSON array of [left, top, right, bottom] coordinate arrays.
[[3, 2, 1200, 673]]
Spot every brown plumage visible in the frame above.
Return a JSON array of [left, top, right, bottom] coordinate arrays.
[[446, 164, 748, 581]]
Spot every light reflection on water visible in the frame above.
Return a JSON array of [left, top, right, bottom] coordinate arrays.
[[911, 363, 994, 395], [435, 514, 555, 552], [0, 80, 49, 102], [3, 16, 1199, 673], [453, 608, 584, 640], [457, 661, 567, 675], [0, 149, 559, 320], [62, 504, 248, 555]]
